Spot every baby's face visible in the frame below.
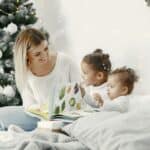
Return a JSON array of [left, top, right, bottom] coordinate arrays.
[[81, 61, 99, 86], [107, 75, 127, 100]]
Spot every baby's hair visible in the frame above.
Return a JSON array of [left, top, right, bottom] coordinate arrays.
[[82, 48, 111, 73], [110, 66, 138, 94]]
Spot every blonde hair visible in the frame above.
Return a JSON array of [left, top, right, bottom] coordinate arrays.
[[13, 28, 46, 93]]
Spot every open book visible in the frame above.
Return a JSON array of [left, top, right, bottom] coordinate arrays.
[[27, 106, 100, 130], [37, 110, 99, 130], [26, 82, 100, 122], [26, 104, 87, 122], [26, 105, 100, 123], [25, 103, 49, 120]]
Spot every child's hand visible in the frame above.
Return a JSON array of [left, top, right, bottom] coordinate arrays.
[[79, 84, 85, 97], [93, 93, 104, 107]]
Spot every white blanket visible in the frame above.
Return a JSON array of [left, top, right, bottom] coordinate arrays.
[[1, 95, 150, 150], [64, 95, 150, 150], [0, 127, 88, 150]]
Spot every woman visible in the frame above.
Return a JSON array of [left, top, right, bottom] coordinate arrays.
[[0, 28, 80, 131]]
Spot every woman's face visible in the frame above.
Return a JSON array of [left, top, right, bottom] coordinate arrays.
[[27, 40, 49, 67]]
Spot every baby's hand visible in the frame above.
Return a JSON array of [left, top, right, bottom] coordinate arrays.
[[93, 93, 104, 107]]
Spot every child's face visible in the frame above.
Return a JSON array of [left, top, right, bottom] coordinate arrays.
[[107, 75, 128, 100], [81, 61, 102, 86]]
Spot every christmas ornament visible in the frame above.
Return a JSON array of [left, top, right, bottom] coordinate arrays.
[[0, 50, 3, 58], [4, 23, 18, 35], [0, 67, 4, 74], [0, 85, 3, 94], [3, 85, 15, 97]]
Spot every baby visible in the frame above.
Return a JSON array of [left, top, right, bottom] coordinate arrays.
[[101, 66, 138, 112]]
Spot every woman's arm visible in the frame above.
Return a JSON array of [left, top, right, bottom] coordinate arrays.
[[21, 83, 38, 109]]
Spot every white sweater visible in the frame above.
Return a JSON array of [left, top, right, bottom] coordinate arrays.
[[101, 96, 129, 113], [21, 52, 80, 111], [84, 83, 109, 108]]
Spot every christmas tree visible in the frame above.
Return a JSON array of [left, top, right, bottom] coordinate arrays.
[[0, 0, 38, 106]]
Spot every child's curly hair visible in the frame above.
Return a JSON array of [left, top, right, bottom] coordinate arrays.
[[110, 66, 139, 94], [82, 49, 111, 73]]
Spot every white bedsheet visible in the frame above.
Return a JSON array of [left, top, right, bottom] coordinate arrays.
[[64, 95, 150, 150], [0, 95, 150, 150]]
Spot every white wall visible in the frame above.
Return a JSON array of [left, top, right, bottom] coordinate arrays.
[[32, 0, 71, 52], [34, 0, 150, 94]]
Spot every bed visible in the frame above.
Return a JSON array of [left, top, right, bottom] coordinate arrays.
[[0, 95, 150, 150]]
